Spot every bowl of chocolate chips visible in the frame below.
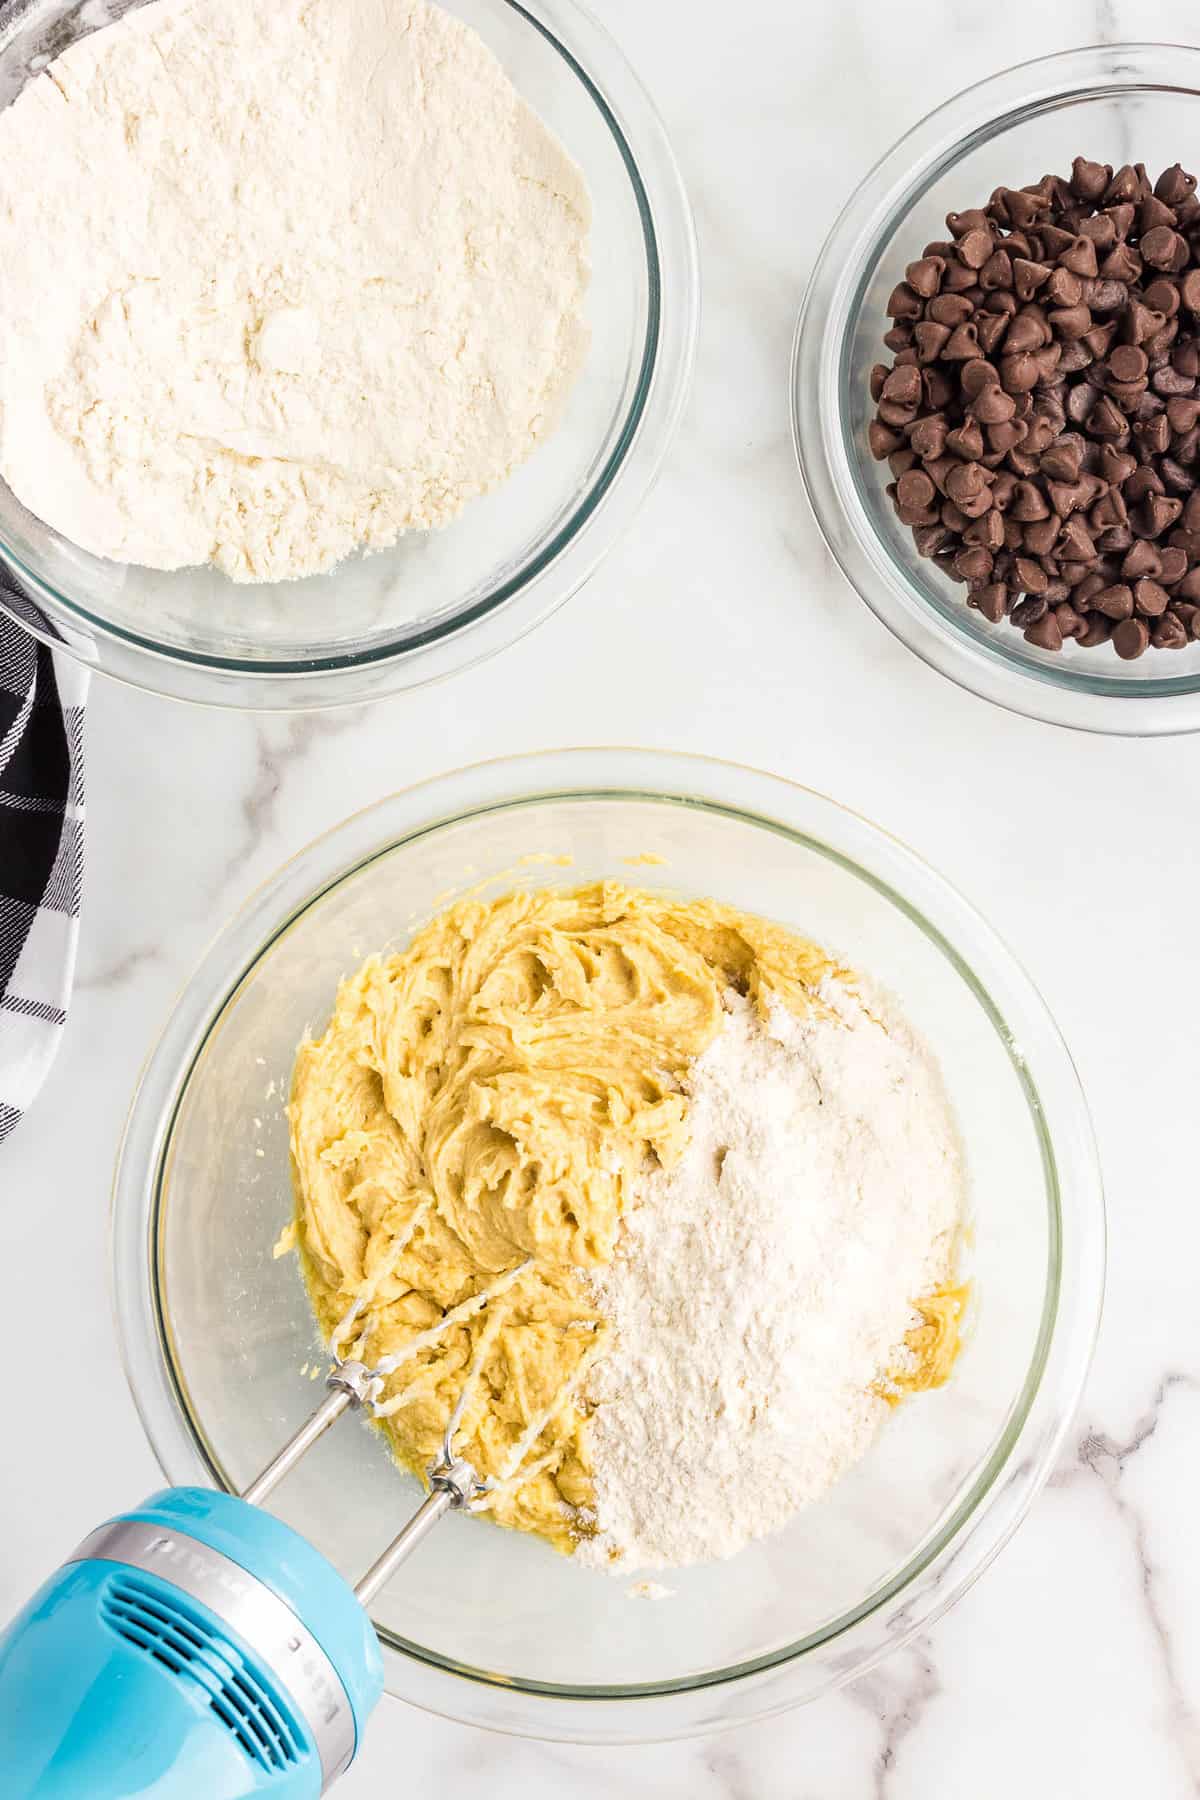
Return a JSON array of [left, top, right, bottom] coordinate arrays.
[[793, 42, 1200, 733]]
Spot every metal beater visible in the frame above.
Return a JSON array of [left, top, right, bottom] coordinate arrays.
[[0, 1259, 579, 1798]]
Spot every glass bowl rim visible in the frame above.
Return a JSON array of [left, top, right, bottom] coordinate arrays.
[[792, 40, 1200, 736], [0, 0, 699, 698], [110, 748, 1106, 1736]]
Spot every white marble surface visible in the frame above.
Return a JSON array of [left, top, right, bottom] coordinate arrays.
[[5, 0, 1200, 1791]]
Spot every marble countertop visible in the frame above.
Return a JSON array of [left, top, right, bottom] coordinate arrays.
[[5, 0, 1200, 1791]]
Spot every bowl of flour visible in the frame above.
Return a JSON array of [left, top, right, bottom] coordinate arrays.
[[113, 750, 1106, 1740], [0, 0, 697, 706]]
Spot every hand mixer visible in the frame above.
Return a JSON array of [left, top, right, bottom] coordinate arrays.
[[0, 1261, 562, 1798]]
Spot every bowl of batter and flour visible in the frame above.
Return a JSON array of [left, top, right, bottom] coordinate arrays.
[[0, 0, 697, 707], [112, 750, 1104, 1740]]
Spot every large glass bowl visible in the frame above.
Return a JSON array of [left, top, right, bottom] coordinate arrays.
[[0, 0, 697, 710], [111, 750, 1104, 1741], [793, 43, 1200, 735]]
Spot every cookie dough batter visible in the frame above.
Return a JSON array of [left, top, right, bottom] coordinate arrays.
[[288, 882, 840, 1548]]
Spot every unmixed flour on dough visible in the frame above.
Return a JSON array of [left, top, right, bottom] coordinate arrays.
[[578, 983, 964, 1572], [0, 0, 590, 580]]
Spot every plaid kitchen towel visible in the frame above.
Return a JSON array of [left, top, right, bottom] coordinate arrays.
[[0, 584, 87, 1147]]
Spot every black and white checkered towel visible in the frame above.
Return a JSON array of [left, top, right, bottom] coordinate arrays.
[[0, 582, 87, 1147]]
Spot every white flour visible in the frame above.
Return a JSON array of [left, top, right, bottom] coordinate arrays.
[[579, 981, 964, 1572], [0, 0, 590, 581]]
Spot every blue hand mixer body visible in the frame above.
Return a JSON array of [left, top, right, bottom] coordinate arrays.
[[0, 1359, 489, 1797], [0, 1487, 383, 1798]]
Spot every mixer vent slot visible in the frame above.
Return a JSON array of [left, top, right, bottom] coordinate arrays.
[[100, 1573, 304, 1774]]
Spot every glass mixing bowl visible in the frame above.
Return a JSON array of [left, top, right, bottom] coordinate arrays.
[[0, 0, 697, 710], [112, 749, 1104, 1741], [793, 43, 1200, 735]]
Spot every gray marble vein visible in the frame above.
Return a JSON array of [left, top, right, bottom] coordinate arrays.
[[240, 711, 366, 848], [843, 1640, 943, 1800], [75, 938, 164, 993], [1066, 1377, 1200, 1790]]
